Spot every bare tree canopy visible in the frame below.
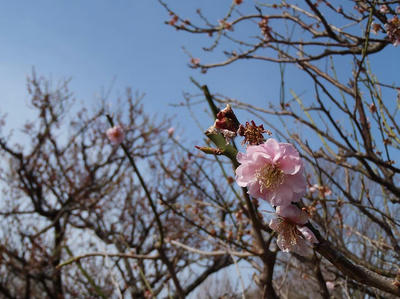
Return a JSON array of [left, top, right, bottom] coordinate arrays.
[[1, 1, 400, 298]]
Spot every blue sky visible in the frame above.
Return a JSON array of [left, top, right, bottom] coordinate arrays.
[[0, 0, 398, 145], [0, 0, 295, 142]]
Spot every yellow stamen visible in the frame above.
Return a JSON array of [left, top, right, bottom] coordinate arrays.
[[256, 164, 284, 192]]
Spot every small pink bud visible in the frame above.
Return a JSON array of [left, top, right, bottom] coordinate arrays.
[[326, 281, 335, 291], [323, 187, 332, 197], [168, 15, 179, 26], [144, 290, 153, 298], [106, 125, 125, 144], [380, 5, 389, 14], [167, 127, 175, 137], [309, 184, 319, 193], [218, 20, 233, 31], [190, 58, 200, 67]]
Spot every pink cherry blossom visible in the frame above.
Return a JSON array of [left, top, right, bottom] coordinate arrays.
[[190, 58, 200, 67], [106, 125, 125, 145], [309, 184, 332, 197], [167, 127, 175, 137], [326, 281, 335, 291], [309, 184, 319, 193], [384, 16, 400, 46], [235, 138, 306, 206], [269, 205, 318, 255], [276, 205, 308, 224], [380, 5, 389, 14], [323, 187, 332, 197]]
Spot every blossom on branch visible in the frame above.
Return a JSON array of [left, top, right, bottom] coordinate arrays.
[[371, 22, 382, 35], [258, 16, 272, 40], [213, 104, 240, 143], [326, 281, 335, 291], [384, 16, 400, 46], [190, 57, 200, 68], [106, 125, 125, 145], [380, 5, 389, 14], [309, 184, 332, 197], [167, 127, 175, 137], [269, 205, 318, 255], [235, 138, 306, 206]]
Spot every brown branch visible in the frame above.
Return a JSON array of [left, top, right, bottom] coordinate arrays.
[[311, 226, 400, 296]]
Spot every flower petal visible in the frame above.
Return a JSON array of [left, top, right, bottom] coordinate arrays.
[[269, 218, 281, 232], [286, 172, 307, 194], [292, 238, 311, 256], [277, 205, 309, 225], [269, 187, 291, 206], [278, 143, 302, 174], [236, 152, 248, 164], [298, 226, 318, 244], [235, 164, 255, 187], [261, 138, 281, 160], [247, 180, 263, 198]]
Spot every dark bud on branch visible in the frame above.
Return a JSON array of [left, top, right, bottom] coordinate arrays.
[[238, 120, 271, 146]]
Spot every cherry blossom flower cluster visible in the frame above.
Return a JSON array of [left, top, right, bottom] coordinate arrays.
[[309, 184, 332, 197], [384, 16, 400, 46], [218, 20, 233, 31], [235, 137, 318, 255], [258, 17, 272, 41]]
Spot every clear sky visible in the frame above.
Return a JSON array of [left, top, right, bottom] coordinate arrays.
[[0, 0, 301, 142], [0, 1, 398, 142]]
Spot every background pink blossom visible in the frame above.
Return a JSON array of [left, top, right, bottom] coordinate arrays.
[[106, 125, 125, 145]]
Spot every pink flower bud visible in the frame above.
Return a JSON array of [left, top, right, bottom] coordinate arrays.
[[309, 184, 319, 193], [380, 5, 389, 14], [106, 125, 125, 144], [190, 58, 200, 67], [167, 127, 175, 137], [326, 281, 335, 291]]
